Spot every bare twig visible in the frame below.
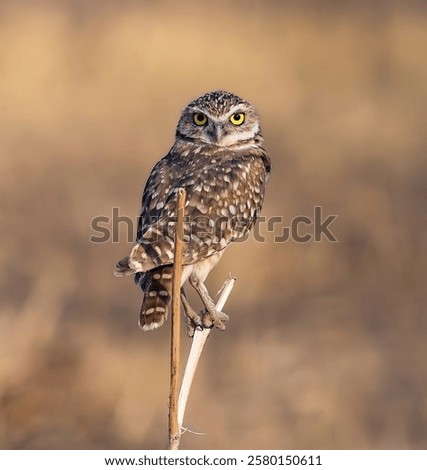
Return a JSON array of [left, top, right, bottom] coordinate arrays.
[[168, 188, 186, 450], [177, 276, 236, 430]]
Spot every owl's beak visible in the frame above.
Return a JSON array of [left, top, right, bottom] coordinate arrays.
[[208, 124, 224, 144]]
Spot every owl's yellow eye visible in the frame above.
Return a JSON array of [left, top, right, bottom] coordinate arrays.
[[229, 113, 245, 125], [193, 113, 208, 126]]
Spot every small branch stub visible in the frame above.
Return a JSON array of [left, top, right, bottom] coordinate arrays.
[[168, 188, 186, 450]]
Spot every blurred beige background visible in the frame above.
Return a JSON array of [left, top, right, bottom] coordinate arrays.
[[1, 0, 426, 450]]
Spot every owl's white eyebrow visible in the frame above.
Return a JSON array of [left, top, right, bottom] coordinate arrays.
[[226, 104, 246, 116]]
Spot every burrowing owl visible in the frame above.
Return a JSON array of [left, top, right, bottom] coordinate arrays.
[[114, 90, 271, 335]]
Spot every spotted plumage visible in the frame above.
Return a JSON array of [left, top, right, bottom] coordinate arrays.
[[114, 90, 271, 334]]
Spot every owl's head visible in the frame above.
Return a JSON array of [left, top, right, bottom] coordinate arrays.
[[176, 90, 262, 147]]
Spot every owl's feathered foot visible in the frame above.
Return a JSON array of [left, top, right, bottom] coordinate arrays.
[[181, 288, 203, 337], [189, 277, 229, 331], [202, 308, 229, 330]]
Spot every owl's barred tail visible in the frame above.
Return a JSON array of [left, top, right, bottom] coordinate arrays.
[[137, 266, 173, 331]]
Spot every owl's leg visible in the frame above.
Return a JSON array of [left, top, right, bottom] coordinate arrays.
[[188, 277, 229, 330], [180, 287, 202, 337]]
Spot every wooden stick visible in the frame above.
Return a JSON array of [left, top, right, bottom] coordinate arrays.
[[168, 188, 186, 450], [178, 275, 235, 430]]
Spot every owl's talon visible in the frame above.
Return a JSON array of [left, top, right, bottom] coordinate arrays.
[[185, 314, 202, 337], [186, 321, 196, 338], [202, 309, 229, 330]]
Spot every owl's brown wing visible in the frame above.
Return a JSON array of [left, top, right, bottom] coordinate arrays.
[[113, 147, 270, 276]]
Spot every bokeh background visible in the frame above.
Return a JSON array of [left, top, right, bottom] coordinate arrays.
[[1, 0, 426, 450]]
